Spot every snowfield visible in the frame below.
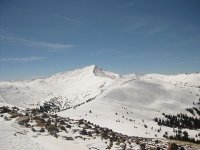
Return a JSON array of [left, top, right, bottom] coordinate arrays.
[[0, 65, 200, 149], [0, 114, 89, 150]]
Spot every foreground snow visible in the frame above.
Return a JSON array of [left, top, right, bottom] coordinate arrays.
[[0, 117, 89, 150], [0, 105, 145, 150], [0, 117, 44, 150]]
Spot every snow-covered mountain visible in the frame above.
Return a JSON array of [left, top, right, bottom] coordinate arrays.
[[57, 67, 200, 139], [0, 65, 118, 108], [0, 65, 200, 149], [0, 65, 199, 109]]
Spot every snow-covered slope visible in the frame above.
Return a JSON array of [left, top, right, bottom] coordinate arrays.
[[143, 73, 200, 87], [0, 65, 116, 108], [0, 65, 200, 145], [59, 75, 200, 139]]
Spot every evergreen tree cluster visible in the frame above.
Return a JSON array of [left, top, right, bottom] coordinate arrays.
[[186, 106, 200, 116], [193, 107, 200, 116], [167, 130, 200, 144], [154, 113, 200, 130], [186, 108, 195, 116], [153, 99, 200, 143]]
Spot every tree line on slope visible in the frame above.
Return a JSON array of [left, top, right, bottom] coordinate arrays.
[[153, 98, 200, 143]]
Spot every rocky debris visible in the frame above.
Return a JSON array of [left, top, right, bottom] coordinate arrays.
[[46, 118, 51, 128], [167, 143, 178, 150], [119, 142, 126, 149], [179, 147, 185, 150], [24, 108, 32, 115], [9, 112, 20, 118], [4, 116, 11, 121], [59, 125, 66, 131], [167, 143, 186, 150], [40, 127, 45, 132], [34, 116, 46, 127], [31, 108, 43, 116], [64, 136, 74, 141], [41, 113, 49, 118], [51, 114, 57, 118], [32, 127, 36, 132], [59, 119, 66, 125], [48, 124, 59, 135], [26, 123, 31, 128], [16, 116, 30, 125], [0, 105, 199, 150], [140, 143, 146, 150], [66, 123, 71, 128], [0, 106, 11, 113], [80, 129, 88, 135]]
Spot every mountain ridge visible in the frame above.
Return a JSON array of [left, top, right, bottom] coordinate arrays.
[[0, 65, 200, 108], [1, 64, 199, 82]]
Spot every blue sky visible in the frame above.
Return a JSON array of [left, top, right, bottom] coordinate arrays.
[[0, 0, 200, 80]]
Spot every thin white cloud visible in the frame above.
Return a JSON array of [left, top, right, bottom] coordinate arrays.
[[52, 14, 84, 25], [0, 35, 75, 50], [16, 8, 84, 25], [126, 23, 168, 35], [146, 26, 168, 35], [0, 57, 45, 62], [31, 41, 74, 49], [124, 17, 169, 36]]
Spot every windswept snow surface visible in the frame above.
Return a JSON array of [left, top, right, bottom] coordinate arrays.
[[0, 65, 200, 149], [0, 117, 44, 150]]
